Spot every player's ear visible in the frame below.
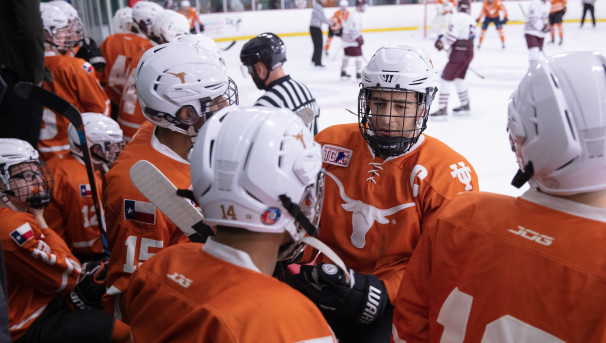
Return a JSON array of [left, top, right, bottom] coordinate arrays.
[[254, 62, 267, 78]]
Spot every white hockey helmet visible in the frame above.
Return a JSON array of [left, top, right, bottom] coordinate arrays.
[[151, 10, 190, 44], [113, 7, 133, 34], [68, 113, 124, 170], [508, 51, 606, 195], [40, 3, 73, 54], [181, 1, 191, 8], [132, 1, 163, 37], [0, 139, 53, 209], [49, 0, 83, 44], [358, 45, 438, 157], [190, 106, 324, 260], [176, 34, 224, 65], [339, 0, 348, 8], [135, 42, 238, 135]]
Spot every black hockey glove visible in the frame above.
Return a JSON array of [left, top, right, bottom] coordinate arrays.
[[291, 263, 389, 325], [561, 6, 566, 15], [501, 17, 509, 25], [75, 37, 106, 72], [69, 260, 107, 310], [434, 39, 444, 51]]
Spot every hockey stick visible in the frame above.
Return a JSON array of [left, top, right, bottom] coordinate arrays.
[[468, 67, 485, 79], [129, 160, 214, 242], [13, 82, 110, 259], [221, 40, 237, 51]]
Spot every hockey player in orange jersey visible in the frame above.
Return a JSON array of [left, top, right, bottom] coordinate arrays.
[[115, 8, 189, 142], [476, 0, 508, 49], [291, 45, 478, 343], [393, 51, 606, 343], [99, 4, 159, 119], [44, 113, 124, 263], [179, 0, 204, 33], [124, 106, 336, 342], [39, 4, 110, 162], [549, 0, 567, 45], [0, 138, 118, 342], [324, 0, 350, 55], [102, 41, 238, 322]]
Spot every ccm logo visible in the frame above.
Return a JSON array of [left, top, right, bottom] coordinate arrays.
[[508, 226, 554, 246]]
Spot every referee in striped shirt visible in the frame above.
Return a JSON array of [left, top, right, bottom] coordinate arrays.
[[241, 32, 321, 134]]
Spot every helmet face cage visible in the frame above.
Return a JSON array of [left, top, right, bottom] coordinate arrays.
[[143, 77, 238, 133], [2, 161, 54, 209], [358, 86, 430, 157]]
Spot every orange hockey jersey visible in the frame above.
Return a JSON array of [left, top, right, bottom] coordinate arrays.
[[44, 154, 104, 261], [309, 123, 478, 304], [41, 53, 110, 161], [102, 121, 190, 319], [393, 190, 606, 343], [550, 0, 567, 13], [0, 208, 81, 341], [477, 0, 508, 20], [125, 241, 337, 342], [116, 48, 147, 142], [179, 7, 202, 30], [330, 9, 349, 30], [99, 33, 153, 107]]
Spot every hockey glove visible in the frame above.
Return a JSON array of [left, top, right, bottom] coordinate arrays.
[[561, 6, 566, 15], [69, 260, 107, 310], [356, 35, 364, 46], [291, 263, 389, 325], [434, 39, 444, 51], [74, 37, 106, 72], [501, 17, 509, 25]]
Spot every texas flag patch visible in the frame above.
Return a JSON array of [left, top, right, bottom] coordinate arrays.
[[124, 199, 156, 224], [10, 223, 35, 246], [82, 62, 93, 74], [80, 184, 91, 197], [322, 144, 352, 167]]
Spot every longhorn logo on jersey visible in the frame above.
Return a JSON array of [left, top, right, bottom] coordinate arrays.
[[450, 162, 473, 191], [322, 145, 352, 167], [326, 171, 415, 248]]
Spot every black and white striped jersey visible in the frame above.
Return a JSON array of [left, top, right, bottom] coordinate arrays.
[[254, 75, 320, 134]]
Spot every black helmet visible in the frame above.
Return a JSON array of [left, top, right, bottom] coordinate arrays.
[[240, 32, 287, 71]]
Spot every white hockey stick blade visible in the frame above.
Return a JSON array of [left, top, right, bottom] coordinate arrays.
[[129, 160, 213, 240]]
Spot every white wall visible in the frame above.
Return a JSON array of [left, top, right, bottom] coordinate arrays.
[[200, 1, 606, 40]]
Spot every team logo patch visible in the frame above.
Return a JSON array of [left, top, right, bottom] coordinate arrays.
[[261, 207, 281, 225], [124, 199, 156, 224], [322, 145, 352, 167], [82, 62, 93, 74], [79, 184, 92, 197], [10, 223, 35, 246]]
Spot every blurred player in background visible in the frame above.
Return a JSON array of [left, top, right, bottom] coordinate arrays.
[[44, 113, 123, 263], [476, 0, 508, 49], [240, 32, 320, 134], [431, 0, 476, 117], [523, 0, 551, 66], [549, 0, 566, 44], [39, 3, 110, 161], [430, 0, 457, 39], [179, 0, 204, 33], [340, 0, 366, 80], [393, 50, 606, 343], [291, 45, 478, 343], [324, 0, 349, 56]]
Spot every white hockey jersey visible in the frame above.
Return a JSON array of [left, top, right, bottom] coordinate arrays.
[[441, 11, 476, 50], [524, 0, 551, 38], [342, 10, 363, 48]]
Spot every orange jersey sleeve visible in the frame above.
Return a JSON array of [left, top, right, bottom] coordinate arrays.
[[102, 121, 191, 320], [310, 123, 478, 304], [40, 54, 110, 161], [331, 9, 349, 28], [393, 191, 606, 343], [125, 243, 336, 342], [0, 208, 81, 341], [550, 0, 566, 13], [116, 49, 147, 142], [99, 33, 153, 106], [44, 154, 105, 260], [179, 8, 201, 29]]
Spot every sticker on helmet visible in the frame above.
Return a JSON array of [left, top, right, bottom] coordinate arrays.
[[261, 207, 281, 225]]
